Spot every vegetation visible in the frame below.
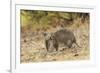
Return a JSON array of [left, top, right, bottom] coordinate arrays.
[[20, 10, 90, 63], [21, 10, 89, 31]]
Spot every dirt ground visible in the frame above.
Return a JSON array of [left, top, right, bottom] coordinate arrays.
[[20, 19, 90, 63]]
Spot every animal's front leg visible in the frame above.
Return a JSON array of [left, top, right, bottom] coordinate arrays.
[[45, 40, 49, 52]]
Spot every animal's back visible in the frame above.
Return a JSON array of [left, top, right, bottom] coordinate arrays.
[[54, 29, 75, 43]]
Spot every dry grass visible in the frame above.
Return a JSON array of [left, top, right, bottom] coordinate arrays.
[[20, 18, 90, 63]]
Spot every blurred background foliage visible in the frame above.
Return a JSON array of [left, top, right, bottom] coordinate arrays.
[[20, 9, 89, 31]]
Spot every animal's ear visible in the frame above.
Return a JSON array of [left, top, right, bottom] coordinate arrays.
[[42, 32, 51, 39], [50, 33, 55, 39]]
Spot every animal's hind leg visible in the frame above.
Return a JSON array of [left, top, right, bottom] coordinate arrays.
[[68, 44, 72, 48], [67, 40, 72, 48]]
